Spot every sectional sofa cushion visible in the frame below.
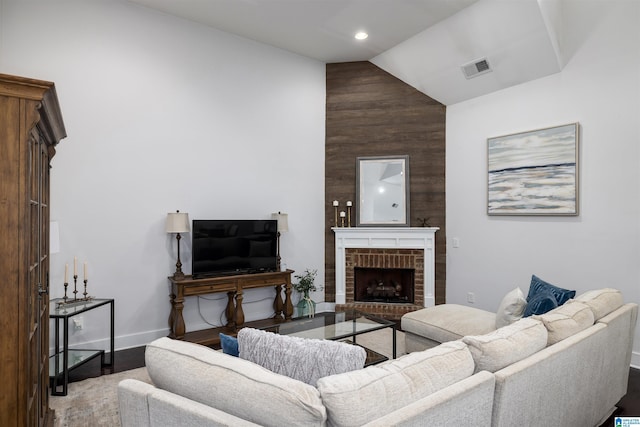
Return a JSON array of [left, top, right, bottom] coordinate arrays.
[[574, 288, 624, 320], [145, 337, 327, 427], [462, 318, 547, 373], [402, 304, 497, 345], [237, 327, 366, 387], [495, 287, 527, 328], [533, 300, 595, 345], [316, 341, 475, 427]]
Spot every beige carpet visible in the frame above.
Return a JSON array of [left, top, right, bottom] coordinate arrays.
[[49, 328, 405, 426]]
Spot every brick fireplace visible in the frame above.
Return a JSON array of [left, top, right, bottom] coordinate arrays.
[[333, 227, 438, 320]]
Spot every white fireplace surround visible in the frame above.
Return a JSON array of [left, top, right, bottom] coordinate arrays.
[[333, 227, 439, 307]]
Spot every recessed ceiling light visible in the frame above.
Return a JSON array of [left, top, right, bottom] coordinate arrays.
[[354, 32, 368, 40]]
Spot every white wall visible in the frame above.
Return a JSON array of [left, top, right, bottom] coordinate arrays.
[[446, 0, 640, 365], [1, 0, 326, 350]]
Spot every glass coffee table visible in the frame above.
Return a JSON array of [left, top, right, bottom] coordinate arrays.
[[262, 309, 396, 366]]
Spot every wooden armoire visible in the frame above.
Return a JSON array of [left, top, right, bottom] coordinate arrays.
[[0, 74, 66, 426]]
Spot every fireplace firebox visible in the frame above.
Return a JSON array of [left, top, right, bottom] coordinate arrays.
[[354, 267, 414, 304]]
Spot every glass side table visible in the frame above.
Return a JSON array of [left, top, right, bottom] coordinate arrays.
[[49, 298, 114, 396]]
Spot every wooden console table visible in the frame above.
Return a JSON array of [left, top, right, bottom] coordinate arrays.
[[168, 270, 294, 345]]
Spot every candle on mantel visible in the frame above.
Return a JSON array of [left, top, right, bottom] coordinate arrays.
[[340, 211, 346, 218], [84, 262, 88, 281], [346, 201, 352, 207], [64, 264, 68, 283], [74, 257, 78, 276], [333, 200, 339, 207]]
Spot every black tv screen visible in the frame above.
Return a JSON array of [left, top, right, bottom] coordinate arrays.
[[191, 219, 278, 278]]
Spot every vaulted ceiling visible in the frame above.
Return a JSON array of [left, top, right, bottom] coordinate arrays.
[[128, 0, 568, 105]]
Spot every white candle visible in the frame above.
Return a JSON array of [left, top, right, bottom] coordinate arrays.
[[346, 201, 352, 207], [340, 211, 346, 217], [64, 264, 68, 283], [74, 257, 77, 276], [333, 200, 339, 207], [84, 262, 88, 280]]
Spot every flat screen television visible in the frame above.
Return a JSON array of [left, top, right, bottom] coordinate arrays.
[[191, 219, 278, 278]]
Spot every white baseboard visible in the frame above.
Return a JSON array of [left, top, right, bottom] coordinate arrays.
[[631, 350, 640, 369], [50, 328, 170, 355]]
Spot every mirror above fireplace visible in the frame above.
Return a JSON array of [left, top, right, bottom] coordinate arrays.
[[356, 155, 410, 226]]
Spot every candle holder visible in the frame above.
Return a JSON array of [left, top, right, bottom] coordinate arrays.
[[340, 212, 346, 227], [347, 205, 352, 227], [333, 203, 339, 227], [56, 276, 93, 309]]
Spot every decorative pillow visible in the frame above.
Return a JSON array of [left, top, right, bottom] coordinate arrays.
[[523, 291, 558, 317], [574, 288, 624, 320], [533, 300, 595, 345], [495, 287, 527, 328], [219, 333, 239, 357], [237, 328, 366, 386], [462, 317, 547, 373], [316, 341, 474, 427], [526, 275, 576, 306]]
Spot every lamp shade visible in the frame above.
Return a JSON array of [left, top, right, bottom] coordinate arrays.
[[272, 212, 289, 233], [165, 211, 190, 233]]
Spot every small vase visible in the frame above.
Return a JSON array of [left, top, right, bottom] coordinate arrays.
[[297, 291, 316, 318]]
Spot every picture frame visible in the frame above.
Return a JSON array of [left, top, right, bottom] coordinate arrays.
[[356, 155, 410, 226], [487, 123, 579, 216]]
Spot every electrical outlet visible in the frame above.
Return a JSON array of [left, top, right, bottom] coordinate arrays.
[[467, 292, 475, 304], [73, 317, 83, 330]]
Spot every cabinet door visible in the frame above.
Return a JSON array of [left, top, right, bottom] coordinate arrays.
[[27, 129, 50, 427]]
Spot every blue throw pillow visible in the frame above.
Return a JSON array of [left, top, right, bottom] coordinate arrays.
[[219, 333, 239, 357], [526, 275, 576, 306], [523, 291, 558, 317]]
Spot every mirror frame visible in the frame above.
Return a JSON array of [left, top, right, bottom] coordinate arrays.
[[356, 155, 410, 227]]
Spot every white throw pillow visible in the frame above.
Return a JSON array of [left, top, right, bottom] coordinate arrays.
[[533, 300, 595, 345], [495, 287, 527, 328], [463, 318, 547, 373]]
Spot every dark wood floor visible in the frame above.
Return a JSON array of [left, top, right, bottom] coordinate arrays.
[[66, 345, 640, 421]]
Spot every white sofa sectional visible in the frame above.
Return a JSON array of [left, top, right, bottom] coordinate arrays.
[[118, 288, 637, 427], [402, 288, 638, 426], [118, 338, 495, 427]]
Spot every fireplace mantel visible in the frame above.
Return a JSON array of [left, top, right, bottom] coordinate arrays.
[[333, 227, 439, 307]]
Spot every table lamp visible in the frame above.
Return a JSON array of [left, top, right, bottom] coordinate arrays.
[[166, 210, 190, 280], [271, 212, 288, 271]]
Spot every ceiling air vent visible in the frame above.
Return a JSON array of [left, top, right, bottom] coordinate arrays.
[[461, 58, 492, 79]]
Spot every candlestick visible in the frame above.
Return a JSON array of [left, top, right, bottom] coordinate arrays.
[[73, 275, 78, 300], [83, 279, 88, 299], [346, 201, 352, 207], [334, 205, 339, 227], [63, 282, 68, 302], [340, 212, 346, 227], [332, 200, 339, 207], [347, 204, 352, 227]]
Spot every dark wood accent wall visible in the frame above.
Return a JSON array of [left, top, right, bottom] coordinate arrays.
[[325, 61, 447, 305]]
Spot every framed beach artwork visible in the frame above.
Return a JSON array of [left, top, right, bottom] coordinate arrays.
[[487, 123, 579, 216]]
